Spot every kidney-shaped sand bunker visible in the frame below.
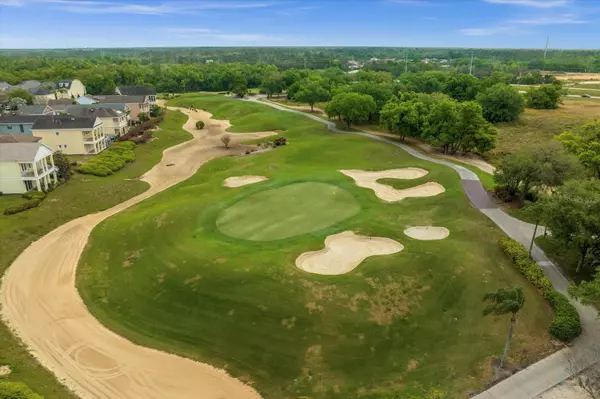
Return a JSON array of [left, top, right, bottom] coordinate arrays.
[[217, 182, 360, 241]]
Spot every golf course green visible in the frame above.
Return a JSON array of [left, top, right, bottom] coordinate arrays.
[[77, 93, 555, 399], [217, 182, 360, 241]]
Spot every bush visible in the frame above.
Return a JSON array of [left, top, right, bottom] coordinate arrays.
[[196, 120, 205, 130], [500, 238, 581, 342], [76, 141, 136, 177], [0, 380, 44, 399], [4, 199, 42, 215], [119, 115, 164, 141], [21, 190, 45, 201], [273, 137, 287, 147]]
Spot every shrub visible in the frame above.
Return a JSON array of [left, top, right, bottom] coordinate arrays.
[[119, 115, 164, 142], [273, 137, 287, 147], [196, 120, 205, 130], [53, 151, 72, 181], [76, 141, 136, 177], [22, 190, 45, 201], [221, 134, 231, 148], [4, 199, 42, 215], [0, 380, 44, 399], [500, 238, 581, 341]]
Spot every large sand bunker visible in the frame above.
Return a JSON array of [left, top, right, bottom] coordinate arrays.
[[296, 231, 403, 275], [340, 169, 445, 202], [404, 226, 450, 240], [223, 176, 268, 188]]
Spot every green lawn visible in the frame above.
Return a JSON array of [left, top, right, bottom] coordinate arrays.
[[77, 93, 555, 399], [0, 110, 191, 398]]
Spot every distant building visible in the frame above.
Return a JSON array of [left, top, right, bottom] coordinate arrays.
[[92, 95, 150, 120], [0, 115, 40, 135], [56, 79, 86, 98], [65, 105, 129, 138], [31, 115, 106, 155], [17, 104, 54, 116], [115, 86, 156, 104], [48, 99, 75, 113], [0, 134, 58, 194]]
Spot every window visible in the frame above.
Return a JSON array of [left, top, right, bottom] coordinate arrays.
[[58, 145, 62, 148], [20, 164, 28, 172], [64, 144, 67, 148], [19, 124, 24, 133], [113, 118, 119, 123], [114, 129, 120, 135], [55, 132, 60, 136], [25, 181, 34, 191], [6, 125, 12, 130]]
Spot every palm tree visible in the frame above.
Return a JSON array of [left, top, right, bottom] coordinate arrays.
[[483, 286, 525, 368]]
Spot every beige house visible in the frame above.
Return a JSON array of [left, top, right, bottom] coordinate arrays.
[[31, 115, 106, 155], [0, 135, 58, 194], [65, 105, 129, 137], [93, 95, 150, 120], [115, 86, 156, 105], [56, 79, 86, 98]]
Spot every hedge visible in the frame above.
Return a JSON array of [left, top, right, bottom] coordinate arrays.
[[118, 115, 164, 142], [0, 380, 43, 399], [500, 238, 581, 342], [76, 141, 136, 177], [22, 190, 45, 201], [4, 199, 42, 215]]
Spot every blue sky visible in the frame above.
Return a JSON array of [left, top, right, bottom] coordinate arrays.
[[0, 0, 598, 49]]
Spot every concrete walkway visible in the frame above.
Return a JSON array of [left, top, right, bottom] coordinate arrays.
[[247, 96, 600, 399]]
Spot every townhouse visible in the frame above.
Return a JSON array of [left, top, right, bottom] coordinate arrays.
[[31, 115, 106, 155]]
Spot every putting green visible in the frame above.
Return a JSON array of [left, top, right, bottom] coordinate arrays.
[[216, 182, 360, 241]]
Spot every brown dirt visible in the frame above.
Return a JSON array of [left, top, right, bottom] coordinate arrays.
[[0, 105, 272, 399]]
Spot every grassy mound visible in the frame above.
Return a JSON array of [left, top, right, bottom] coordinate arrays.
[[217, 182, 360, 241], [78, 94, 555, 399]]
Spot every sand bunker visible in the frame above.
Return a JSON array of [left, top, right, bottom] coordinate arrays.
[[296, 231, 403, 275], [223, 176, 268, 188], [340, 169, 445, 202], [404, 226, 449, 240], [0, 365, 11, 376]]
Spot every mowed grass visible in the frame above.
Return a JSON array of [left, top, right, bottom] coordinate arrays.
[[77, 93, 555, 399], [217, 182, 360, 241], [491, 98, 600, 163], [0, 111, 191, 398]]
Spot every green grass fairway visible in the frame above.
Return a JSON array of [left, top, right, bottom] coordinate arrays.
[[78, 94, 555, 399], [217, 182, 360, 241]]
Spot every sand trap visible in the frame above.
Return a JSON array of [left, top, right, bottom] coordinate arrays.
[[296, 231, 403, 275], [340, 169, 445, 202], [404, 226, 449, 240], [0, 365, 11, 376], [223, 176, 268, 188]]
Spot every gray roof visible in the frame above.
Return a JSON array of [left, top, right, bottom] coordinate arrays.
[[65, 105, 120, 118], [33, 88, 53, 95], [0, 142, 44, 162], [0, 82, 11, 90], [0, 115, 40, 124], [117, 86, 156, 96], [32, 115, 97, 130], [17, 80, 41, 91], [94, 95, 146, 104], [75, 103, 129, 112], [48, 99, 73, 106], [17, 104, 51, 115], [0, 134, 41, 143]]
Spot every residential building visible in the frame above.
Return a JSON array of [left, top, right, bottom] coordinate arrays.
[[0, 135, 58, 194], [56, 79, 86, 98], [48, 99, 75, 113], [15, 80, 41, 92], [0, 115, 39, 135], [75, 103, 131, 114], [17, 104, 54, 115], [92, 95, 149, 120], [31, 115, 106, 155], [32, 88, 56, 104], [115, 86, 156, 104], [65, 105, 129, 138]]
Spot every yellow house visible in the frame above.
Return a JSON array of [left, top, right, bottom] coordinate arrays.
[[56, 79, 86, 98], [0, 135, 58, 194], [31, 115, 106, 155], [65, 105, 129, 138]]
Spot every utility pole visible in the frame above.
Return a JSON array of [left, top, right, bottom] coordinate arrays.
[[469, 51, 474, 75], [543, 35, 549, 60], [404, 51, 408, 74]]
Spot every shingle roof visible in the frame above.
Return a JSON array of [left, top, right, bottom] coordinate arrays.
[[65, 105, 120, 118], [0, 134, 41, 143], [48, 99, 73, 106], [17, 104, 50, 115], [0, 115, 40, 124], [75, 103, 129, 112], [17, 80, 41, 90], [93, 95, 147, 104], [0, 142, 44, 162], [32, 115, 97, 130], [34, 88, 53, 95], [0, 82, 11, 90], [117, 86, 156, 96]]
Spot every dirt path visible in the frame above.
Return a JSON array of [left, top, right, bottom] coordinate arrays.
[[0, 105, 273, 399]]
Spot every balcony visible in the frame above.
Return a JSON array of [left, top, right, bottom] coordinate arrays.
[[83, 133, 100, 142], [21, 166, 56, 178]]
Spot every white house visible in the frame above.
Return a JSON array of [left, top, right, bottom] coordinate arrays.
[[0, 135, 58, 194]]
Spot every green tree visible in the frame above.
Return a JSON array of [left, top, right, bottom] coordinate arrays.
[[229, 71, 248, 98], [570, 268, 600, 308], [557, 121, 600, 178], [334, 81, 393, 113], [325, 92, 376, 129], [543, 179, 600, 273], [7, 97, 27, 110], [293, 80, 330, 112], [442, 74, 481, 101], [52, 151, 72, 181], [260, 71, 284, 98], [380, 100, 420, 140], [0, 380, 43, 399], [476, 83, 524, 123], [7, 88, 35, 105], [524, 84, 562, 109], [483, 286, 525, 368]]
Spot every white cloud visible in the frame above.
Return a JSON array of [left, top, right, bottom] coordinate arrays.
[[483, 0, 569, 8], [510, 14, 588, 24]]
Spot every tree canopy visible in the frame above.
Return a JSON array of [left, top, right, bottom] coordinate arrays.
[[326, 92, 377, 129], [557, 121, 600, 178], [7, 88, 34, 105], [292, 79, 331, 111], [476, 83, 524, 123], [524, 84, 563, 109]]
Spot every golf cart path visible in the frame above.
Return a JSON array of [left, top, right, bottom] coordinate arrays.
[[0, 106, 271, 399], [247, 95, 600, 399]]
